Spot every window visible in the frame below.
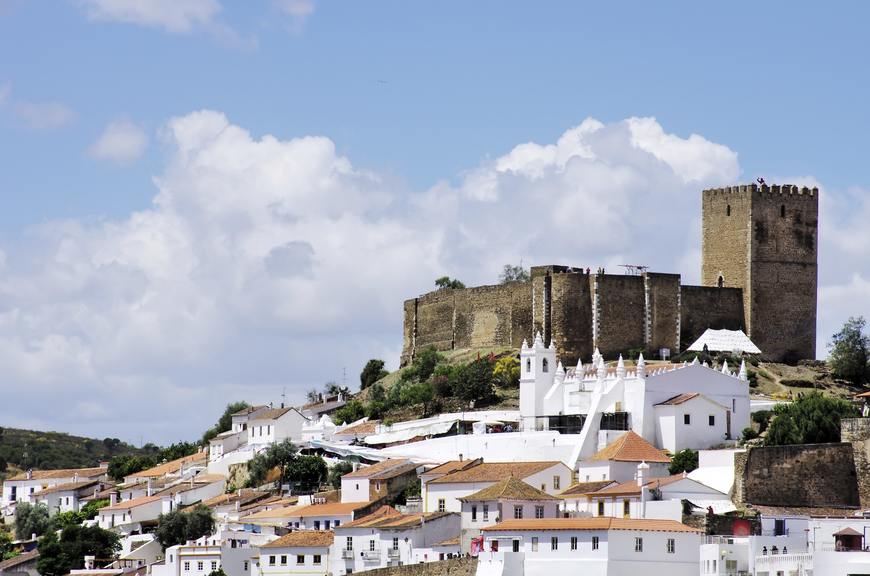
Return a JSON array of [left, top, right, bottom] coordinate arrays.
[[781, 204, 786, 218], [531, 537, 539, 552], [483, 504, 489, 521], [541, 484, 546, 491], [512, 540, 520, 553], [726, 204, 731, 216], [184, 562, 190, 571], [570, 537, 577, 550], [667, 538, 675, 553], [471, 506, 477, 521], [623, 499, 630, 518], [197, 562, 203, 571], [369, 540, 376, 552], [684, 414, 691, 425], [490, 541, 498, 552], [376, 481, 381, 491], [392, 537, 399, 551], [268, 557, 275, 567], [211, 562, 217, 571], [553, 475, 560, 490], [280, 556, 287, 565], [514, 505, 523, 519], [551, 537, 558, 551], [732, 398, 736, 412], [334, 520, 340, 527], [325, 520, 330, 529], [592, 536, 599, 550], [709, 415, 715, 426], [296, 555, 304, 565], [243, 562, 248, 571], [597, 501, 604, 516], [526, 359, 531, 373], [535, 506, 544, 519], [718, 275, 724, 288], [438, 499, 446, 512], [634, 537, 643, 552], [313, 520, 320, 530], [346, 537, 353, 551], [542, 358, 549, 373], [313, 555, 321, 565]]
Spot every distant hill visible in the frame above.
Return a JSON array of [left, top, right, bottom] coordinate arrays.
[[0, 427, 147, 477]]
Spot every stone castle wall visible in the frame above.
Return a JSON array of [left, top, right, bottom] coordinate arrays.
[[679, 286, 745, 348], [361, 557, 477, 576]]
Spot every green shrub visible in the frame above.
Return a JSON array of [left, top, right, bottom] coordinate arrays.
[[741, 427, 759, 442]]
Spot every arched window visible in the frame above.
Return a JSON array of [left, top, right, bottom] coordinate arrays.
[[542, 358, 549, 373], [726, 204, 731, 216], [780, 204, 785, 218], [526, 358, 531, 373], [717, 275, 724, 288]]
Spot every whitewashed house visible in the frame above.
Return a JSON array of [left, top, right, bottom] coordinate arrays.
[[31, 479, 103, 516], [248, 407, 312, 448], [478, 517, 703, 576], [339, 459, 419, 504], [331, 506, 460, 574], [152, 542, 253, 576], [123, 452, 208, 485], [518, 333, 750, 468], [256, 531, 334, 576], [575, 431, 671, 483], [97, 494, 163, 533], [424, 461, 572, 514], [1, 466, 108, 517]]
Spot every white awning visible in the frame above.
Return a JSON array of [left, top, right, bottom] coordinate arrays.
[[688, 328, 762, 355], [364, 420, 457, 445], [687, 499, 737, 515]]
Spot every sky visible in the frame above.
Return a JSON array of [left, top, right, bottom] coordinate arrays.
[[1, 1, 870, 445]]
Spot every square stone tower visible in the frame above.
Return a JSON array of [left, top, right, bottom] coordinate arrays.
[[701, 184, 818, 361]]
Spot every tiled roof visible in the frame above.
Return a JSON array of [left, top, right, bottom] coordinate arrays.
[[434, 538, 460, 547], [200, 489, 271, 508], [587, 474, 687, 497], [7, 467, 107, 481], [291, 501, 371, 517], [422, 459, 482, 477], [460, 477, 559, 502], [128, 452, 207, 479], [558, 481, 617, 497], [0, 550, 38, 570], [428, 461, 563, 484], [252, 407, 295, 421], [232, 405, 267, 416], [655, 393, 701, 406], [333, 505, 401, 527], [32, 480, 101, 496], [587, 431, 670, 463], [335, 420, 380, 437], [261, 531, 334, 548], [240, 504, 306, 521], [482, 517, 701, 533], [342, 459, 417, 480], [99, 495, 163, 511], [338, 507, 453, 530]]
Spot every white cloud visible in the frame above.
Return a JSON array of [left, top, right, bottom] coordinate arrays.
[[14, 100, 75, 130], [0, 83, 9, 105], [89, 119, 149, 165], [273, 0, 315, 33], [77, 0, 221, 34], [0, 113, 764, 443]]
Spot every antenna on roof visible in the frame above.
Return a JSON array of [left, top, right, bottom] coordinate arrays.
[[281, 387, 286, 409], [619, 264, 649, 276]]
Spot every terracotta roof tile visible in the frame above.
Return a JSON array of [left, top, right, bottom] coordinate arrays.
[[7, 467, 107, 481], [100, 495, 163, 511], [434, 538, 460, 547], [335, 420, 380, 437], [261, 531, 334, 548], [291, 501, 371, 517], [232, 405, 268, 416], [558, 481, 617, 497], [460, 477, 559, 502], [339, 507, 454, 529], [0, 550, 38, 571], [655, 393, 701, 406], [428, 461, 564, 484], [482, 517, 701, 533], [587, 431, 670, 464], [342, 459, 417, 480], [422, 459, 482, 477], [587, 474, 688, 497], [32, 480, 101, 496], [127, 452, 207, 479]]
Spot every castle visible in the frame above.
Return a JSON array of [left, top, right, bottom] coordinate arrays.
[[402, 183, 818, 364]]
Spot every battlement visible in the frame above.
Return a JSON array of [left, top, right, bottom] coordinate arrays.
[[702, 183, 818, 198]]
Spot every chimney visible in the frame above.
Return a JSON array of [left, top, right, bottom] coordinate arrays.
[[73, 472, 79, 482], [637, 461, 650, 519], [99, 461, 109, 470], [110, 492, 118, 506], [26, 469, 32, 480], [146, 478, 153, 497], [84, 556, 96, 570]]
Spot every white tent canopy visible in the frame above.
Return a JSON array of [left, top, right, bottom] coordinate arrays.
[[687, 328, 762, 355]]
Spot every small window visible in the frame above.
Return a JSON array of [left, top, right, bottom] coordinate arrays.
[[211, 562, 217, 571], [623, 499, 631, 518], [325, 520, 330, 529], [313, 555, 321, 565], [184, 562, 190, 571], [471, 506, 477, 521], [635, 537, 643, 552], [717, 275, 724, 288], [684, 414, 691, 425], [531, 537, 539, 552], [781, 204, 786, 218], [280, 556, 286, 566], [709, 415, 715, 426], [526, 358, 531, 373], [570, 536, 577, 550], [535, 506, 544, 519], [541, 484, 546, 491], [313, 520, 320, 530], [667, 538, 675, 553], [726, 204, 731, 216], [553, 475, 560, 490], [512, 540, 520, 553], [392, 537, 399, 550], [347, 536, 353, 550], [369, 540, 376, 552], [514, 505, 523, 519], [268, 557, 275, 567], [243, 562, 248, 571], [438, 499, 446, 512], [597, 501, 604, 516], [551, 537, 558, 551], [334, 520, 340, 527], [197, 562, 203, 571], [297, 555, 304, 565], [592, 536, 599, 550], [542, 358, 549, 373], [483, 504, 489, 521], [732, 398, 736, 412]]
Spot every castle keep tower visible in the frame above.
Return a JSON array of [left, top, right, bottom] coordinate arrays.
[[701, 184, 818, 361]]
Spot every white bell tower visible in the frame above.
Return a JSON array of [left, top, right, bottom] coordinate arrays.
[[520, 331, 557, 430]]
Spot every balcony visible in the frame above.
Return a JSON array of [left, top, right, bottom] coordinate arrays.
[[363, 550, 381, 562], [387, 548, 401, 559], [341, 549, 355, 560]]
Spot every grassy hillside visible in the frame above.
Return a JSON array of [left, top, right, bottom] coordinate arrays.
[[0, 427, 146, 478]]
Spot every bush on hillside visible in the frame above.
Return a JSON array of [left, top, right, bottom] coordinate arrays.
[[764, 392, 859, 446]]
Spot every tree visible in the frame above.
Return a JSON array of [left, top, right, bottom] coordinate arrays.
[[332, 401, 366, 426], [51, 511, 84, 532], [247, 440, 299, 488], [828, 316, 870, 384], [107, 454, 157, 482], [492, 356, 520, 388], [202, 401, 250, 445], [499, 264, 530, 284], [454, 358, 495, 405], [765, 391, 860, 446], [37, 524, 120, 576], [411, 346, 443, 382], [0, 529, 16, 561], [14, 502, 50, 539], [305, 389, 321, 403], [328, 461, 353, 489], [80, 499, 109, 521], [155, 505, 215, 550], [161, 442, 198, 461], [668, 449, 699, 475], [285, 455, 328, 492], [434, 276, 465, 290], [360, 359, 389, 390]]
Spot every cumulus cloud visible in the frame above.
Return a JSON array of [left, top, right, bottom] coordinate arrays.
[[273, 0, 315, 33], [77, 0, 221, 34], [0, 113, 757, 443], [14, 100, 75, 130], [89, 119, 149, 165]]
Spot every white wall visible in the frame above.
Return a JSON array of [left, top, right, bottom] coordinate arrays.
[[339, 477, 370, 503], [259, 545, 331, 576]]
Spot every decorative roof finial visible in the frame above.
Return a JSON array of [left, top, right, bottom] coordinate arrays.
[[738, 360, 748, 381], [616, 354, 626, 378], [721, 360, 730, 375], [636, 352, 645, 379]]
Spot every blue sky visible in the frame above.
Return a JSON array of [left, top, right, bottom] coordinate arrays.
[[1, 1, 869, 443]]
